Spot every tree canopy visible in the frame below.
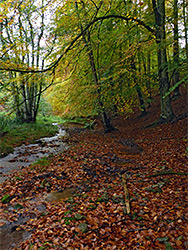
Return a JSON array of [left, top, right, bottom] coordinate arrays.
[[0, 0, 187, 128]]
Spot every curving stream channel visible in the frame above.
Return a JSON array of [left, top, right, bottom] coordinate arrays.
[[0, 123, 68, 184], [0, 124, 70, 249]]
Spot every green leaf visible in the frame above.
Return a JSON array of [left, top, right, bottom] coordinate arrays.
[[64, 210, 72, 215], [132, 212, 138, 219], [15, 176, 22, 180], [164, 241, 174, 250], [1, 194, 10, 203], [67, 197, 74, 203], [84, 119, 96, 129]]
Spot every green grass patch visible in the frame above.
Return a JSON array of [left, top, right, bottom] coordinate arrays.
[[0, 142, 14, 157], [0, 123, 58, 158], [0, 112, 18, 132], [32, 157, 51, 167]]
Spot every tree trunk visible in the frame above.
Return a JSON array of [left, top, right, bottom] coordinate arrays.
[[75, 2, 115, 132], [131, 57, 147, 116], [86, 33, 115, 132], [136, 84, 147, 116], [152, 0, 174, 121], [172, 0, 180, 98], [183, 0, 188, 71], [147, 51, 152, 102]]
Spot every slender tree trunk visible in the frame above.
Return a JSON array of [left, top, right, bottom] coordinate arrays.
[[147, 51, 151, 74], [131, 58, 147, 116], [147, 51, 152, 101], [172, 0, 180, 98], [183, 0, 188, 71], [86, 33, 115, 132], [75, 1, 115, 132], [146, 0, 153, 103], [152, 0, 174, 121], [136, 84, 147, 115], [9, 72, 24, 121]]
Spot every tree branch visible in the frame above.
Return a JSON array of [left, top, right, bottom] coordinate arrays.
[[0, 14, 155, 73]]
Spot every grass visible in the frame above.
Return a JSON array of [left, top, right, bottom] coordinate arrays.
[[0, 122, 58, 158], [32, 157, 51, 167]]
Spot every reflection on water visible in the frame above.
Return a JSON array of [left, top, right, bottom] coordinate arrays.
[[0, 215, 32, 250], [45, 188, 75, 202], [0, 226, 31, 250]]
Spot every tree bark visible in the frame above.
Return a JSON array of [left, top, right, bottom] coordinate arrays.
[[152, 0, 174, 121], [172, 0, 180, 98], [183, 0, 188, 71], [131, 57, 147, 116], [147, 51, 152, 102]]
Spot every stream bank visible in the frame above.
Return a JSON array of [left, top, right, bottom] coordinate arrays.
[[0, 123, 71, 249], [0, 124, 68, 184], [0, 122, 88, 250]]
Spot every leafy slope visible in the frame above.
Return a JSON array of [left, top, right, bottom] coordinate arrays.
[[0, 90, 187, 250]]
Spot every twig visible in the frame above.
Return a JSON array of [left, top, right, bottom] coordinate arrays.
[[148, 171, 188, 177]]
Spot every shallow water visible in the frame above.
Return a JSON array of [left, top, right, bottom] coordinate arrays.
[[0, 216, 31, 250], [45, 188, 75, 202], [0, 125, 72, 249], [0, 125, 68, 184]]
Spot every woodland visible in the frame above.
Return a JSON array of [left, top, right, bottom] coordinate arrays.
[[0, 0, 188, 249]]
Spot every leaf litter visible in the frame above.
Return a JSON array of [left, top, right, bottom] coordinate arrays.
[[0, 90, 187, 249]]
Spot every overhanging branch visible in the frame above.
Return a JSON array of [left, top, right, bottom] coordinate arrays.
[[0, 14, 155, 74]]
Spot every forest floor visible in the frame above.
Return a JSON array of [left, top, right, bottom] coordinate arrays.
[[0, 88, 187, 250]]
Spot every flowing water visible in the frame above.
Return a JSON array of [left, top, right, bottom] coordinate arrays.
[[0, 124, 70, 249], [0, 123, 68, 184]]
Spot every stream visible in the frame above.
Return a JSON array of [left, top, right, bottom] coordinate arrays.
[[0, 123, 70, 249], [0, 123, 68, 184]]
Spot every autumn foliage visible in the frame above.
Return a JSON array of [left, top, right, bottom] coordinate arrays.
[[0, 88, 187, 249]]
